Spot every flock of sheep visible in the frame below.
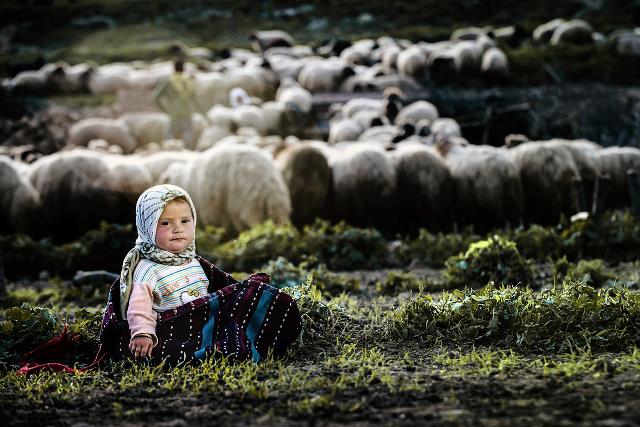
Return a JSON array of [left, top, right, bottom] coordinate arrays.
[[2, 21, 640, 240]]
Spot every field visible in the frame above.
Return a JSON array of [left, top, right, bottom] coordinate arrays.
[[2, 0, 640, 425], [2, 213, 640, 425]]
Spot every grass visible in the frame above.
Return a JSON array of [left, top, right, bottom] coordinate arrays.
[[2, 273, 640, 424], [383, 280, 640, 352], [444, 235, 535, 288], [2, 209, 639, 281]]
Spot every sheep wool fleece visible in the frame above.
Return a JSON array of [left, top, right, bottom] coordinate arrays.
[[119, 184, 197, 319]]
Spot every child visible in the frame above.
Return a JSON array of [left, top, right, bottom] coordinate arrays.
[[116, 184, 302, 364], [120, 184, 204, 358], [17, 184, 300, 373]]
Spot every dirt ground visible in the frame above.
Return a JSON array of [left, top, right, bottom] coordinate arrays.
[[2, 261, 640, 426]]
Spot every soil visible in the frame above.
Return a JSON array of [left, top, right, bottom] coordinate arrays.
[[2, 375, 639, 426], [2, 323, 640, 427], [3, 259, 640, 426]]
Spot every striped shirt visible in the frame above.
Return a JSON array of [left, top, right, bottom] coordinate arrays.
[[132, 258, 209, 312]]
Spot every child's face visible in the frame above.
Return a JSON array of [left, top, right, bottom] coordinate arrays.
[[155, 200, 195, 253]]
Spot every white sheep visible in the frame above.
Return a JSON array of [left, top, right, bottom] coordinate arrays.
[[550, 19, 594, 45], [328, 118, 363, 145], [275, 77, 313, 114], [250, 30, 295, 52], [596, 146, 640, 209], [195, 125, 233, 151], [139, 151, 199, 184], [103, 154, 154, 203], [233, 104, 269, 135], [68, 118, 137, 154], [480, 47, 509, 80], [397, 46, 428, 77], [395, 100, 439, 127], [297, 57, 355, 93], [438, 139, 524, 230], [451, 41, 482, 75], [27, 149, 133, 239], [533, 19, 566, 44], [553, 139, 602, 211], [188, 144, 291, 235], [88, 62, 133, 95], [430, 118, 462, 138], [118, 112, 171, 147], [509, 140, 582, 225], [610, 31, 640, 58], [325, 142, 397, 231]]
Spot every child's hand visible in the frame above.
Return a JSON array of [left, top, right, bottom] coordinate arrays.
[[129, 335, 154, 358]]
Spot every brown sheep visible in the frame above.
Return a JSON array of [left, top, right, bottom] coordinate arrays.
[[275, 143, 331, 227], [389, 142, 455, 233]]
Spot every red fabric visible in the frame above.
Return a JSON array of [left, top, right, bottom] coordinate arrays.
[[17, 324, 106, 375]]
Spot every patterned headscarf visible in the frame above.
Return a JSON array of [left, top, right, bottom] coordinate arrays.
[[119, 184, 197, 319]]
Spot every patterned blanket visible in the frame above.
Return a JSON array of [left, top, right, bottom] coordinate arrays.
[[17, 256, 302, 373], [100, 256, 302, 366]]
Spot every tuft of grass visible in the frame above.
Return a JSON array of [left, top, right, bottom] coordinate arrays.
[[282, 280, 354, 357], [444, 235, 534, 288], [7, 278, 108, 308], [384, 280, 640, 353], [406, 228, 480, 267], [508, 224, 563, 261], [375, 271, 425, 295], [553, 257, 617, 288]]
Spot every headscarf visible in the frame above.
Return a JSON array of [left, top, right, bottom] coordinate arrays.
[[119, 184, 197, 319]]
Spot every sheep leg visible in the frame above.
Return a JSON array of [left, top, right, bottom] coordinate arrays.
[[628, 169, 640, 218], [591, 175, 611, 218], [0, 247, 6, 303], [572, 177, 587, 213]]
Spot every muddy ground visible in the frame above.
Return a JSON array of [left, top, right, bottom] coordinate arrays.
[[2, 258, 640, 426], [3, 363, 640, 426]]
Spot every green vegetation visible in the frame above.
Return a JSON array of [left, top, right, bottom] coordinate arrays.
[[553, 257, 617, 288], [375, 271, 429, 295], [444, 235, 534, 288], [1, 210, 639, 281], [384, 281, 640, 352], [0, 304, 101, 370], [507, 43, 640, 86], [259, 257, 360, 295]]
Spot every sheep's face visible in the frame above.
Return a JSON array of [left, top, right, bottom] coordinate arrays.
[[155, 199, 195, 254]]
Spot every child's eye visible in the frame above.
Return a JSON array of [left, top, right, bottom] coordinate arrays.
[[182, 219, 191, 223], [161, 221, 170, 225]]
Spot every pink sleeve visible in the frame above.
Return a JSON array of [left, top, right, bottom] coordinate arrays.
[[127, 282, 158, 347]]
